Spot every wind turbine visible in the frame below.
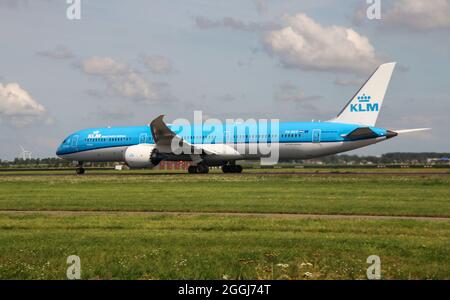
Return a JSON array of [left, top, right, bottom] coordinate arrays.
[[19, 146, 32, 160]]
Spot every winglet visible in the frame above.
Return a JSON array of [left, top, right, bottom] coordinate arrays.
[[150, 115, 175, 143]]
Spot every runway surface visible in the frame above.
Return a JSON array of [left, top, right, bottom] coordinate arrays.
[[0, 171, 449, 176], [1, 210, 449, 221]]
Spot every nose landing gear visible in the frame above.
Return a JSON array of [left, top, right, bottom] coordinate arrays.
[[75, 161, 85, 175]]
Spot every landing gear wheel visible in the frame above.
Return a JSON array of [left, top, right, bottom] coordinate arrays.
[[222, 165, 231, 173], [150, 148, 163, 166], [75, 161, 85, 175], [188, 166, 197, 174], [222, 164, 243, 173], [196, 164, 209, 174]]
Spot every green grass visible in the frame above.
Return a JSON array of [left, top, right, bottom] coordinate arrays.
[[0, 167, 449, 176], [0, 213, 449, 280], [0, 171, 449, 279], [0, 173, 449, 216]]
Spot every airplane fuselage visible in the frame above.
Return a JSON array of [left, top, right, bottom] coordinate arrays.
[[56, 121, 394, 164]]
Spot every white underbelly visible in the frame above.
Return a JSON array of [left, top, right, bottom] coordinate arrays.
[[216, 137, 386, 160], [277, 138, 383, 159], [59, 146, 128, 162]]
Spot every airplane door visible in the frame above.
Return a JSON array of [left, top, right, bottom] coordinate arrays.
[[312, 129, 321, 143], [139, 133, 147, 144]]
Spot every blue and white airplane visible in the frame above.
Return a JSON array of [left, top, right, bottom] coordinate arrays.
[[56, 62, 429, 174]]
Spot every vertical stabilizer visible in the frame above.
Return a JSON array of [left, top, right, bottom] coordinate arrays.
[[330, 62, 396, 126]]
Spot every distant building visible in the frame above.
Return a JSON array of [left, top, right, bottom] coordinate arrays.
[[426, 157, 450, 165], [158, 161, 190, 170]]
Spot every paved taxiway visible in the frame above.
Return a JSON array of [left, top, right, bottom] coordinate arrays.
[[0, 171, 449, 176]]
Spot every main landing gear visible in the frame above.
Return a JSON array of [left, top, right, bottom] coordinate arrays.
[[75, 161, 85, 175], [188, 164, 209, 174], [222, 164, 243, 173], [186, 162, 242, 174]]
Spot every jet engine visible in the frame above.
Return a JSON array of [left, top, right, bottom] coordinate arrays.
[[124, 144, 161, 168]]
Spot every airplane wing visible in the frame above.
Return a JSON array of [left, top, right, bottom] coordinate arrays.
[[149, 115, 241, 159]]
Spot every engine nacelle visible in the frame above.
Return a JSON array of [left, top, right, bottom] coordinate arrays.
[[124, 144, 157, 168]]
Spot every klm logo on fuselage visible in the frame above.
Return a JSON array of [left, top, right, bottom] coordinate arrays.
[[87, 131, 102, 139], [350, 94, 379, 112]]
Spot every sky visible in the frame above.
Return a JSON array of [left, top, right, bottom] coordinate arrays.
[[0, 0, 449, 159]]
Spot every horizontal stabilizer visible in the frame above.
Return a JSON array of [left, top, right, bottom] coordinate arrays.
[[341, 127, 378, 140]]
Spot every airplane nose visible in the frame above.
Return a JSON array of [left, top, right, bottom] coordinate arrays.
[[56, 145, 63, 156]]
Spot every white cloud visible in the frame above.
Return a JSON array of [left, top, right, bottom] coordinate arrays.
[[384, 0, 450, 30], [36, 45, 73, 60], [140, 55, 173, 74], [0, 82, 50, 127], [264, 13, 380, 74], [82, 57, 128, 76], [81, 57, 170, 103], [195, 16, 279, 32]]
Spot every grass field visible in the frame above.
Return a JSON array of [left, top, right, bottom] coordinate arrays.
[[0, 166, 449, 175], [0, 169, 449, 279], [1, 171, 449, 216]]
